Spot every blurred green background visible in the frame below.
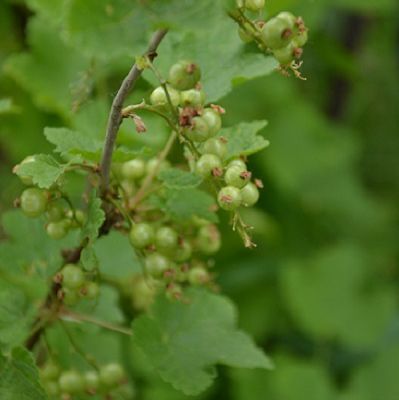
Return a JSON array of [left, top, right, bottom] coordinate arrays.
[[1, 0, 398, 399]]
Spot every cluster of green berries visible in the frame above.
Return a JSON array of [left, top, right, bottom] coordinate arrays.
[[128, 220, 219, 301], [40, 361, 129, 398], [55, 264, 99, 306], [15, 156, 86, 240], [236, 1, 308, 67]]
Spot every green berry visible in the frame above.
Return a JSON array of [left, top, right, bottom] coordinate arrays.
[[145, 253, 170, 278], [99, 363, 124, 388], [62, 288, 79, 306], [46, 203, 64, 222], [61, 264, 85, 289], [238, 27, 253, 43], [81, 282, 99, 299], [217, 186, 242, 210], [273, 42, 296, 65], [197, 224, 221, 254], [180, 88, 206, 106], [261, 16, 294, 49], [46, 221, 68, 240], [202, 138, 227, 159], [201, 108, 222, 136], [146, 158, 171, 175], [129, 223, 155, 249], [188, 266, 210, 285], [228, 158, 247, 170], [121, 159, 145, 180], [20, 188, 48, 218], [14, 155, 36, 185], [43, 381, 60, 396], [293, 29, 308, 47], [74, 209, 86, 225], [174, 239, 192, 262], [41, 362, 61, 381], [131, 275, 156, 310], [241, 182, 260, 206], [224, 165, 251, 188], [277, 11, 297, 28], [58, 370, 84, 394], [84, 370, 100, 392], [150, 85, 180, 107], [168, 60, 201, 90], [185, 116, 210, 142], [166, 283, 183, 300], [245, 0, 265, 12], [155, 226, 178, 251], [196, 154, 222, 177]]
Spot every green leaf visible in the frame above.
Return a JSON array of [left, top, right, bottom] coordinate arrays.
[[218, 121, 269, 160], [132, 288, 273, 395], [146, 19, 277, 101], [14, 154, 68, 189], [44, 127, 99, 157], [164, 188, 218, 223], [81, 191, 105, 244], [4, 16, 87, 115], [0, 347, 47, 400], [159, 168, 202, 189], [0, 287, 35, 349], [0, 98, 18, 114]]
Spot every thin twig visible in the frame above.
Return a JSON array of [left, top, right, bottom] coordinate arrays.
[[60, 310, 133, 336], [100, 29, 168, 191]]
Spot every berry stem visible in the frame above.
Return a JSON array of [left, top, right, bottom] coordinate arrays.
[[100, 29, 168, 192]]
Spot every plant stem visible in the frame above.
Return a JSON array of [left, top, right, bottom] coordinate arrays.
[[100, 29, 168, 192]]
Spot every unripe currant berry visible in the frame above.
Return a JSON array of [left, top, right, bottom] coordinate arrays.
[[238, 27, 253, 43], [46, 221, 68, 240], [217, 186, 242, 210], [121, 159, 145, 180], [62, 288, 80, 306], [131, 275, 156, 310], [197, 224, 221, 254], [202, 138, 227, 159], [224, 165, 251, 188], [201, 108, 222, 136], [43, 381, 60, 396], [150, 85, 180, 107], [227, 158, 247, 170], [145, 253, 170, 278], [168, 60, 201, 90], [81, 282, 99, 299], [185, 116, 210, 142], [245, 0, 265, 12], [20, 188, 48, 218], [166, 283, 183, 300], [46, 203, 64, 222], [180, 88, 206, 106], [99, 363, 124, 388], [273, 43, 296, 65], [129, 223, 155, 249], [74, 209, 86, 225], [174, 239, 192, 262], [146, 158, 171, 175], [58, 370, 84, 394], [241, 182, 260, 206], [276, 11, 297, 29], [14, 155, 36, 186], [293, 29, 308, 47], [41, 362, 61, 381], [261, 16, 294, 50], [196, 154, 222, 178], [188, 266, 210, 285], [84, 370, 100, 392], [61, 264, 85, 289], [155, 226, 179, 251]]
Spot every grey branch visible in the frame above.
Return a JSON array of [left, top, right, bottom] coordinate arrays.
[[100, 29, 168, 191]]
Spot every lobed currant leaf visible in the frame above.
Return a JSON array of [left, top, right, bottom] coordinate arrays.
[[159, 168, 202, 189], [132, 288, 273, 395], [218, 120, 269, 160], [0, 347, 47, 400]]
